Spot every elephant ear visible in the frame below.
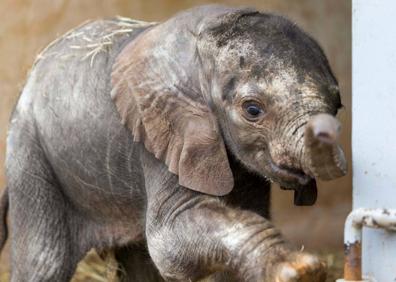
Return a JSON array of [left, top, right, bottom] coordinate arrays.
[[111, 25, 233, 196]]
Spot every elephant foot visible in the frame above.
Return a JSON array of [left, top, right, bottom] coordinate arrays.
[[274, 253, 327, 282]]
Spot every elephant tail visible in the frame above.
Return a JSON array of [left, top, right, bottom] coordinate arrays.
[[0, 186, 8, 253]]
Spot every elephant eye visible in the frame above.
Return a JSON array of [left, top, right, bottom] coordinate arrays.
[[242, 101, 264, 121]]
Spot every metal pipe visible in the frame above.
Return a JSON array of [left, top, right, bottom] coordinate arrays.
[[337, 208, 396, 282]]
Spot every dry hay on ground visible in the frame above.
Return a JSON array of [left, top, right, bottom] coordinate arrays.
[[0, 249, 343, 281]]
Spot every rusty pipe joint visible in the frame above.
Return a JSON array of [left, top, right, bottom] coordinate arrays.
[[337, 208, 396, 282]]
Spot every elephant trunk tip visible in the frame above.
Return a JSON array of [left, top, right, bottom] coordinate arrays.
[[309, 113, 341, 145], [303, 113, 347, 181]]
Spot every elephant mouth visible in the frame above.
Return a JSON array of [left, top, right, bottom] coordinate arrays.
[[269, 161, 312, 187]]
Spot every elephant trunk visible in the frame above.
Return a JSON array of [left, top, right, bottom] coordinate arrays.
[[302, 113, 347, 180]]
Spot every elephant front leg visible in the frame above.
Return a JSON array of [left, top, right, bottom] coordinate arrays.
[[145, 189, 326, 282]]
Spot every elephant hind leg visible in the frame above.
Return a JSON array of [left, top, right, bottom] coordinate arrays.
[[115, 243, 164, 282], [6, 146, 82, 281], [7, 175, 82, 282]]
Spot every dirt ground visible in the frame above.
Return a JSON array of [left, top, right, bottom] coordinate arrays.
[[0, 248, 343, 282]]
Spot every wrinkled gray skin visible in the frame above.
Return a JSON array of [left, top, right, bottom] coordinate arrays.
[[2, 5, 347, 282]]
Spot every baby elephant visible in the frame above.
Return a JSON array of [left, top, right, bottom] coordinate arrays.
[[1, 4, 346, 282]]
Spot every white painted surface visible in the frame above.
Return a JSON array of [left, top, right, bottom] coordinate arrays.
[[344, 208, 396, 244], [353, 1, 396, 281]]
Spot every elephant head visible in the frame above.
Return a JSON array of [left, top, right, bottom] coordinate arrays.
[[111, 5, 347, 202]]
